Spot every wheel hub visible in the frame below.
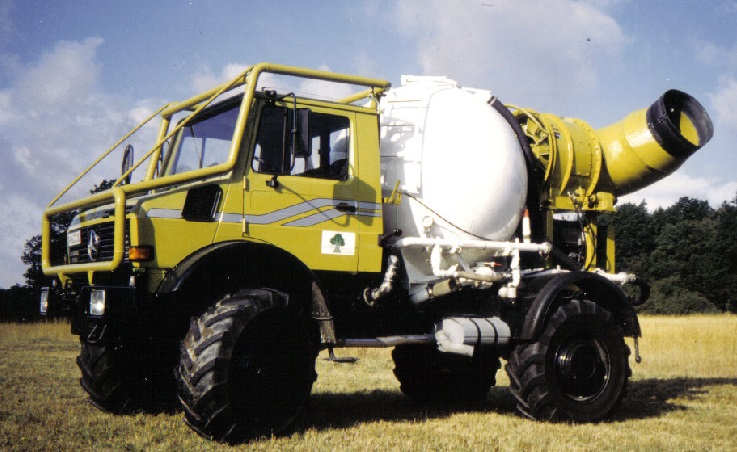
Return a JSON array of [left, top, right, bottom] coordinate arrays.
[[555, 337, 610, 400]]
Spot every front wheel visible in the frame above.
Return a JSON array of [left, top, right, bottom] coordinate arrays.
[[77, 340, 177, 413], [506, 299, 630, 422], [176, 289, 317, 443]]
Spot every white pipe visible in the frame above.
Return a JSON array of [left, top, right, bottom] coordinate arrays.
[[394, 237, 552, 254], [594, 269, 636, 284], [428, 245, 510, 283]]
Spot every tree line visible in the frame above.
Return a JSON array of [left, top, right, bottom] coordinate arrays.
[[600, 196, 737, 314], [2, 193, 736, 321]]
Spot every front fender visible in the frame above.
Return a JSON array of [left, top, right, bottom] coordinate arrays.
[[157, 240, 318, 316], [519, 271, 641, 341]]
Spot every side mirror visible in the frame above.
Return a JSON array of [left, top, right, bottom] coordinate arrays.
[[122, 144, 134, 184], [293, 108, 311, 157]]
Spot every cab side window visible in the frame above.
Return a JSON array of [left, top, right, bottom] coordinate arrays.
[[252, 105, 350, 180]]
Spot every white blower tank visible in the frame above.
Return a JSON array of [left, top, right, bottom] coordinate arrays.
[[379, 76, 528, 281]]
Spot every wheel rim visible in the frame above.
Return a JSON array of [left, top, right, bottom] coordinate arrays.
[[554, 334, 611, 401]]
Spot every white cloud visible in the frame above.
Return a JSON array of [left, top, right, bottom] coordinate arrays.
[[188, 63, 357, 102], [187, 63, 248, 95], [620, 171, 737, 210], [296, 65, 355, 101], [691, 36, 737, 69], [0, 37, 124, 197], [708, 76, 737, 134], [352, 51, 379, 79], [14, 38, 104, 114], [390, 0, 628, 105], [0, 37, 157, 287], [0, 194, 41, 288]]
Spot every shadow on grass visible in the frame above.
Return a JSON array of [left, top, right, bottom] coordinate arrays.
[[296, 377, 737, 432], [612, 377, 737, 421], [297, 386, 518, 432]]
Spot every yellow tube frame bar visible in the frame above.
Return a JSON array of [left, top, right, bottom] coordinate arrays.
[[42, 63, 391, 278]]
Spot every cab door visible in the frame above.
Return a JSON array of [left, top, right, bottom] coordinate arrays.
[[245, 102, 381, 273]]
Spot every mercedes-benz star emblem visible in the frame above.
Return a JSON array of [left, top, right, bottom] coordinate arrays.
[[87, 230, 100, 261]]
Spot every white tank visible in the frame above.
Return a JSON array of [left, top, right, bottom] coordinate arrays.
[[379, 76, 528, 281]]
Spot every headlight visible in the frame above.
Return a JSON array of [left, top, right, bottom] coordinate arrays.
[[39, 289, 50, 314], [89, 289, 106, 316]]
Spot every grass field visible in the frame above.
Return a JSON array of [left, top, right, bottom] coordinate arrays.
[[1, 316, 736, 451]]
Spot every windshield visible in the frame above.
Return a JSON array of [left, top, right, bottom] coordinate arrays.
[[162, 97, 241, 176]]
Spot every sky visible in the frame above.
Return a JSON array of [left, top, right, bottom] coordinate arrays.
[[1, 0, 737, 288]]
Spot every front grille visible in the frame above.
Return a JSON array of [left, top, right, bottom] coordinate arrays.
[[68, 220, 130, 264]]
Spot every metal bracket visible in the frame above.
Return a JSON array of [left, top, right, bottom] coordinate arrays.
[[324, 347, 358, 364]]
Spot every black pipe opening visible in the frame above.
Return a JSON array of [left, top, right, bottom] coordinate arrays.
[[646, 89, 714, 158]]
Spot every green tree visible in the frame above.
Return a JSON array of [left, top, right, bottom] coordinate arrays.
[[606, 201, 654, 275], [713, 195, 737, 312], [645, 198, 730, 313], [644, 276, 719, 314], [651, 197, 712, 236], [21, 210, 75, 292], [608, 196, 735, 313], [92, 179, 115, 193]]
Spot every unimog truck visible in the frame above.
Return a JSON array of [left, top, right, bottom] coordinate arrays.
[[40, 63, 713, 442]]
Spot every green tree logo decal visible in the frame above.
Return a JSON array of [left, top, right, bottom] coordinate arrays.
[[330, 233, 345, 253]]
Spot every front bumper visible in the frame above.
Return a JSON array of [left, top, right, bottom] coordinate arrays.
[[69, 286, 137, 342]]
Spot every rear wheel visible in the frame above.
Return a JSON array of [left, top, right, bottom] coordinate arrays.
[[393, 344, 500, 405], [176, 289, 317, 443], [506, 299, 630, 422]]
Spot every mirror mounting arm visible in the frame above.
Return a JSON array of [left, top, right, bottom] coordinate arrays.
[[266, 175, 280, 189]]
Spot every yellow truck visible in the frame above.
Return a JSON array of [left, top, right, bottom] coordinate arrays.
[[41, 63, 713, 442]]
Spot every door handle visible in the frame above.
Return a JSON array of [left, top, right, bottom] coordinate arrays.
[[336, 202, 357, 214]]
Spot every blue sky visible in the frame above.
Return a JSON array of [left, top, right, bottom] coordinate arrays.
[[1, 0, 737, 287]]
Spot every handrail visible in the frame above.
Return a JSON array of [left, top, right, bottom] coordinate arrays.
[[46, 105, 168, 209]]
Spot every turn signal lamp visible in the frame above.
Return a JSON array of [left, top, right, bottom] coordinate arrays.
[[129, 246, 154, 262]]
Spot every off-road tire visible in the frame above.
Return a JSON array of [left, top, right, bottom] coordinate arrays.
[[176, 289, 317, 443], [392, 344, 500, 405], [77, 340, 177, 413], [506, 299, 630, 422]]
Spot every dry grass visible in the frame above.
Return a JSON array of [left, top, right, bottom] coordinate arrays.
[[1, 316, 736, 451]]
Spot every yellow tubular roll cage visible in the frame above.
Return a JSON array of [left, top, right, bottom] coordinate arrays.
[[42, 63, 391, 280]]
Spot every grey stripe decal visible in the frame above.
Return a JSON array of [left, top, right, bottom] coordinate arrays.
[[146, 208, 182, 219], [220, 212, 242, 223], [358, 210, 382, 217], [358, 201, 382, 211], [245, 198, 336, 224], [186, 199, 383, 226], [283, 209, 345, 227]]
